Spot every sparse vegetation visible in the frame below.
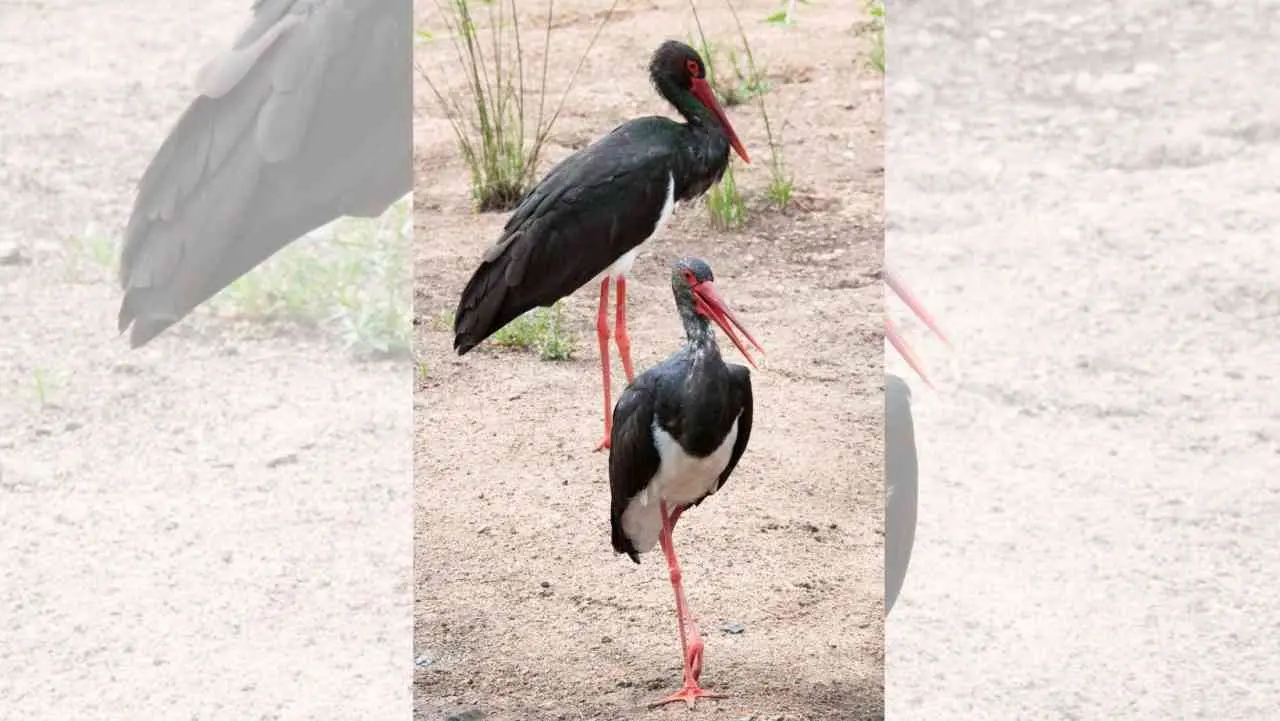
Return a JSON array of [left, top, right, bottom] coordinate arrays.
[[32, 367, 52, 408], [416, 0, 619, 212], [706, 164, 748, 229], [63, 198, 412, 357], [725, 0, 793, 211], [764, 0, 809, 26], [689, 3, 747, 227], [684, 25, 768, 109], [424, 302, 572, 362], [63, 225, 117, 283], [866, 0, 885, 73], [689, 0, 795, 223], [489, 304, 576, 361], [430, 308, 457, 332], [766, 168, 794, 209], [216, 197, 413, 356]]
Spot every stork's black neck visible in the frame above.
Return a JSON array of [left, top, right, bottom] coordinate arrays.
[[654, 74, 716, 129], [653, 76, 732, 198], [677, 300, 718, 352]]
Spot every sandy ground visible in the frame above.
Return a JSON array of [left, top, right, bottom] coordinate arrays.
[[1, 2, 411, 719], [886, 0, 1280, 718], [412, 1, 885, 719]]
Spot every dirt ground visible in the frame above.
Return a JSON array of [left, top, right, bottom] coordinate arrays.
[[886, 0, 1280, 719], [1, 2, 410, 718], [412, 1, 885, 719]]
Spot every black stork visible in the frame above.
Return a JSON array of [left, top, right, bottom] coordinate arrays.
[[117, 0, 412, 348], [882, 267, 948, 615], [452, 40, 750, 451], [608, 257, 763, 709]]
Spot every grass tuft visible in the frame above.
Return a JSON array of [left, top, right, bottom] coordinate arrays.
[[688, 0, 794, 223], [688, 2, 748, 228], [214, 197, 413, 357], [717, 47, 770, 107], [63, 225, 118, 283], [489, 304, 576, 361], [764, 0, 809, 26], [684, 33, 768, 108], [866, 0, 885, 73], [766, 172, 794, 209], [706, 164, 747, 229], [64, 199, 412, 357], [416, 0, 619, 212], [32, 367, 53, 408], [724, 0, 793, 211]]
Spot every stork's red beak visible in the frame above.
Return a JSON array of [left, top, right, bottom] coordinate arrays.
[[884, 267, 949, 388], [690, 77, 750, 164], [693, 280, 763, 367]]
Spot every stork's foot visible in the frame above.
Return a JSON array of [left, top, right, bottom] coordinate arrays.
[[594, 434, 612, 452], [648, 683, 725, 709]]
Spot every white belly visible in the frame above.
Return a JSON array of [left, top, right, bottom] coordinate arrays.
[[619, 414, 739, 555], [595, 171, 676, 281]]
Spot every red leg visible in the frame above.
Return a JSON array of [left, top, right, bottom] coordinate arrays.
[[649, 502, 725, 709], [594, 277, 614, 452], [614, 275, 636, 383]]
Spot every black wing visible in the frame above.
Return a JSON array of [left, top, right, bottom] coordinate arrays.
[[885, 373, 918, 615], [703, 363, 753, 503], [117, 0, 412, 347], [452, 117, 682, 354], [608, 375, 662, 564]]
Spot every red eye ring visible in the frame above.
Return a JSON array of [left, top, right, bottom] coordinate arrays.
[[685, 58, 700, 77]]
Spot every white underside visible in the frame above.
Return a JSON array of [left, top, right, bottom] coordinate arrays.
[[620, 414, 740, 556], [595, 171, 676, 282]]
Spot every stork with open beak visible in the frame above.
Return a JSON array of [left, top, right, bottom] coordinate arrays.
[[608, 257, 762, 709]]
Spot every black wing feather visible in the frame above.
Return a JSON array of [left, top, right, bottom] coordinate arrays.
[[885, 373, 918, 615], [608, 376, 662, 563], [117, 0, 412, 347], [452, 117, 682, 354], [686, 363, 753, 509], [717, 364, 754, 491]]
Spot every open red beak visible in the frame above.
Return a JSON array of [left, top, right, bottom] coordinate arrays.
[[690, 77, 750, 164], [884, 267, 949, 388], [693, 280, 764, 367]]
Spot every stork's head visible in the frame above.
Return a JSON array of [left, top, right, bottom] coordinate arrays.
[[649, 40, 750, 164], [672, 257, 764, 367]]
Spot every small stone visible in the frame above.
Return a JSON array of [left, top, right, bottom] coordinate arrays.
[[540, 580, 551, 588], [0, 244, 30, 266], [414, 651, 436, 668], [266, 453, 298, 468], [444, 710, 483, 721], [720, 622, 745, 635]]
